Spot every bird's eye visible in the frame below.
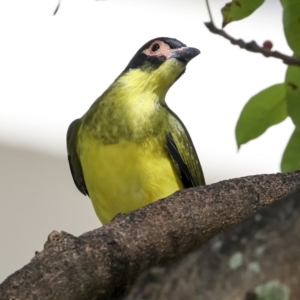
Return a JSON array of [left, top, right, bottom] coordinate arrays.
[[151, 43, 160, 52]]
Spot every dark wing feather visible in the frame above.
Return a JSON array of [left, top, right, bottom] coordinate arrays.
[[166, 110, 205, 188], [66, 119, 88, 196]]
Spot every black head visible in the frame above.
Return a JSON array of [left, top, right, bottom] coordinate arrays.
[[123, 37, 200, 73]]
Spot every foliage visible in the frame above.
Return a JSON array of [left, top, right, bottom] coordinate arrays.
[[214, 0, 300, 172], [235, 84, 287, 148], [221, 0, 264, 27]]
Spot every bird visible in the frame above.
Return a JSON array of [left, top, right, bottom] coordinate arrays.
[[67, 37, 205, 225]]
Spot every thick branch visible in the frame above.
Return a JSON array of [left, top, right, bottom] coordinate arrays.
[[126, 188, 300, 299], [1, 172, 300, 299], [205, 21, 300, 66]]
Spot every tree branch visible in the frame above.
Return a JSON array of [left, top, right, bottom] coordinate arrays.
[[205, 21, 300, 66], [1, 172, 300, 299], [126, 188, 300, 300]]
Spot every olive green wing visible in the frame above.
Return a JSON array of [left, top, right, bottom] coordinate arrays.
[[66, 118, 88, 196], [166, 111, 205, 188]]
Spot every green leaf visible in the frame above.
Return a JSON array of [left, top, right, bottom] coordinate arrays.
[[281, 127, 300, 172], [236, 84, 287, 148], [280, 0, 300, 56], [221, 0, 265, 28], [285, 65, 300, 127]]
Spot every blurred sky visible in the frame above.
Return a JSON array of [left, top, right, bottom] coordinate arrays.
[[0, 0, 294, 181], [0, 0, 295, 282]]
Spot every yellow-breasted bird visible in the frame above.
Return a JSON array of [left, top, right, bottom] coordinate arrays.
[[67, 37, 205, 224]]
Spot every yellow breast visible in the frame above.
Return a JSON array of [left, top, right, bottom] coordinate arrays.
[[78, 136, 183, 224], [76, 66, 185, 224]]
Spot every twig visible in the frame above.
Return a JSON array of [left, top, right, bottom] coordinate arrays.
[[205, 0, 214, 25], [53, 0, 60, 16], [205, 21, 300, 66]]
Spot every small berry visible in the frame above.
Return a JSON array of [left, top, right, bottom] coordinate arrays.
[[263, 40, 273, 50]]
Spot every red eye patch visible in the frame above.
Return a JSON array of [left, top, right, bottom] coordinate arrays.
[[142, 40, 171, 57]]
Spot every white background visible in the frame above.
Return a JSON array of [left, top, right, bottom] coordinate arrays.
[[0, 0, 294, 282]]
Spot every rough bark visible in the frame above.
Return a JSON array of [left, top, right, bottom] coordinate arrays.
[[126, 188, 300, 300], [0, 172, 300, 300]]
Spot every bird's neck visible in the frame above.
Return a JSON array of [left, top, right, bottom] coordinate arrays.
[[115, 71, 166, 100], [116, 65, 180, 99], [82, 73, 171, 143]]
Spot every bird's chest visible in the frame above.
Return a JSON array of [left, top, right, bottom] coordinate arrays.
[[77, 136, 181, 224], [83, 93, 167, 144]]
